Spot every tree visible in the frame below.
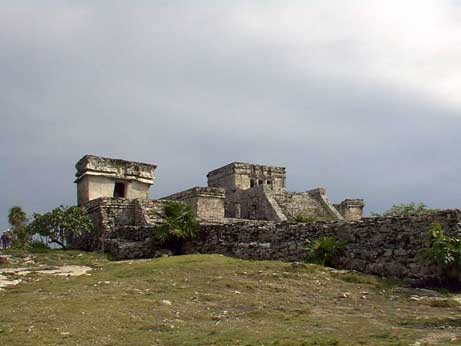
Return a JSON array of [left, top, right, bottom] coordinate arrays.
[[8, 206, 29, 248], [371, 202, 438, 217], [153, 201, 199, 251], [28, 206, 93, 249]]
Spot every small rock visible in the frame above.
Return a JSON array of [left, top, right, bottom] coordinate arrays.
[[161, 300, 172, 306], [414, 288, 441, 297], [291, 262, 306, 268]]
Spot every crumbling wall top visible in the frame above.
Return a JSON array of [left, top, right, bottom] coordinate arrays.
[[75, 155, 156, 184], [162, 186, 226, 201], [207, 162, 286, 179]]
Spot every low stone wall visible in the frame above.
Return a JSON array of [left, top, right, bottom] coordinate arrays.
[[192, 210, 461, 285], [78, 199, 461, 285], [85, 198, 136, 233], [81, 198, 168, 251]]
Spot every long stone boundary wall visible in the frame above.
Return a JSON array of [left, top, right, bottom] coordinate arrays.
[[192, 210, 461, 285]]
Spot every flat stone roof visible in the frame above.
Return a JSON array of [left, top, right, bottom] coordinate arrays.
[[75, 155, 156, 184]]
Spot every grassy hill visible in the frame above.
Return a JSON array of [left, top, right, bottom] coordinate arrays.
[[0, 251, 460, 346]]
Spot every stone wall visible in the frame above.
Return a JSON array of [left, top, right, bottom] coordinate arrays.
[[207, 162, 286, 192], [334, 199, 365, 221], [162, 187, 226, 223], [79, 198, 461, 285], [85, 197, 136, 234], [235, 185, 287, 222], [192, 210, 461, 285], [273, 189, 335, 220], [80, 198, 169, 251]]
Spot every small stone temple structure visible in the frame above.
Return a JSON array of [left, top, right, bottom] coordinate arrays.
[[76, 155, 364, 227], [75, 155, 156, 206], [167, 162, 364, 222]]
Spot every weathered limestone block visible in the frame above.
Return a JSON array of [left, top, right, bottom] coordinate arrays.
[[105, 239, 154, 260]]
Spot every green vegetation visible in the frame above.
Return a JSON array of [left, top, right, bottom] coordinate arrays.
[[371, 202, 439, 217], [8, 206, 29, 248], [419, 223, 461, 288], [1, 251, 460, 345], [305, 236, 347, 267], [6, 205, 93, 250], [27, 206, 94, 249], [153, 201, 199, 252]]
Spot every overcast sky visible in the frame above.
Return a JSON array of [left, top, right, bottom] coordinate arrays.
[[2, 1, 461, 229]]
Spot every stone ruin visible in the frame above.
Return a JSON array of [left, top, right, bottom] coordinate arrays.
[[75, 155, 156, 206], [75, 155, 364, 226], [74, 155, 461, 286]]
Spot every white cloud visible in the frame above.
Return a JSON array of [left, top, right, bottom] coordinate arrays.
[[229, 0, 461, 109]]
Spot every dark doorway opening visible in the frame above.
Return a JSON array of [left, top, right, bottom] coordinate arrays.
[[114, 182, 126, 198]]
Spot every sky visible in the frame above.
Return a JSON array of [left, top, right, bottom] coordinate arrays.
[[2, 1, 461, 229]]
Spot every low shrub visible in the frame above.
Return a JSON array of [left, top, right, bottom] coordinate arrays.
[[419, 223, 461, 288], [29, 240, 50, 253], [305, 236, 347, 267], [152, 201, 199, 253]]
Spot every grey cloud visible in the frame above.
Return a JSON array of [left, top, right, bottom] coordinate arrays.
[[2, 1, 461, 229]]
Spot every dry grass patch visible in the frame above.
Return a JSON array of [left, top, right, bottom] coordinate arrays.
[[0, 251, 460, 346]]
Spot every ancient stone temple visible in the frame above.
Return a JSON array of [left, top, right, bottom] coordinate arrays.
[[75, 155, 364, 237], [75, 155, 156, 206], [170, 162, 364, 222], [73, 155, 461, 285]]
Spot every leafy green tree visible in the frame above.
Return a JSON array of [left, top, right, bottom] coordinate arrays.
[[28, 206, 93, 249], [8, 206, 29, 248], [153, 201, 199, 251], [371, 202, 438, 217]]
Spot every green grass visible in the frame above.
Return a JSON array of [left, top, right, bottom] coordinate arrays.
[[1, 251, 460, 346]]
